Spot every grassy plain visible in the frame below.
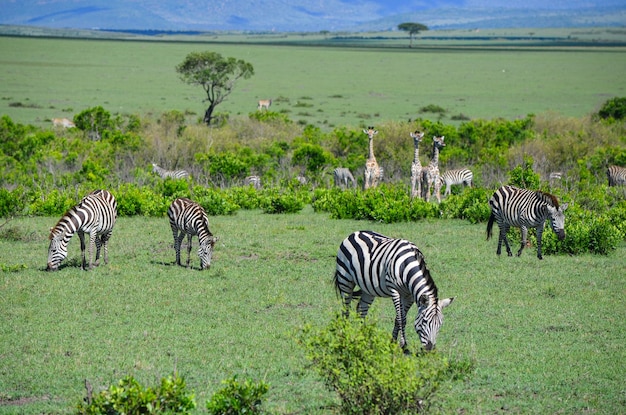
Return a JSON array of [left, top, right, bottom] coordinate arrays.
[[1, 34, 626, 130], [1, 209, 625, 414]]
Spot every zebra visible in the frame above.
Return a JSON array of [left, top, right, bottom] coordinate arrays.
[[47, 189, 117, 271], [439, 168, 473, 197], [487, 185, 568, 260], [167, 198, 218, 270], [152, 163, 190, 179], [333, 167, 356, 189], [334, 230, 454, 351], [244, 175, 262, 190], [607, 165, 626, 186]]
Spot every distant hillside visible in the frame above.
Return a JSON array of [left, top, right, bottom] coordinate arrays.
[[2, 0, 625, 32]]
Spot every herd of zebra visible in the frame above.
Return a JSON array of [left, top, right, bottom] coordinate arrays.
[[45, 153, 624, 351]]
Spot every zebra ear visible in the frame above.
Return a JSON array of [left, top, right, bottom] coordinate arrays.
[[561, 203, 569, 211], [440, 297, 454, 308]]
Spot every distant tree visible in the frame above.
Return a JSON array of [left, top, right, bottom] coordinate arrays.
[[176, 51, 254, 126], [398, 22, 428, 48]]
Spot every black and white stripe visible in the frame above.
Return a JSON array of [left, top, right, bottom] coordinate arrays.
[[167, 198, 218, 270], [439, 168, 473, 197], [334, 230, 454, 351], [487, 185, 568, 260], [243, 175, 262, 190], [47, 189, 117, 271], [152, 163, 190, 179], [333, 167, 356, 189], [607, 165, 626, 186]]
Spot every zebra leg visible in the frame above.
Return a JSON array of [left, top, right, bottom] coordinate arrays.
[[517, 226, 528, 257], [356, 293, 375, 318], [186, 234, 193, 268], [536, 225, 545, 260], [498, 225, 513, 256], [94, 235, 102, 266], [172, 227, 183, 266], [87, 233, 97, 270], [100, 231, 112, 265], [77, 231, 87, 270], [391, 294, 413, 351]]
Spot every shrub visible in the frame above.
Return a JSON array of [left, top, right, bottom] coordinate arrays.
[[297, 313, 473, 415], [0, 187, 25, 217], [260, 188, 305, 214], [597, 96, 626, 120], [205, 376, 269, 415], [76, 374, 196, 415], [508, 156, 540, 189]]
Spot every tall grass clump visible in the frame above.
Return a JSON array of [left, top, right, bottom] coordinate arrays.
[[297, 313, 473, 415]]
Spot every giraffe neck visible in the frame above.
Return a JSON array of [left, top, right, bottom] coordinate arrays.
[[368, 137, 376, 161], [430, 146, 440, 168], [413, 146, 421, 167]]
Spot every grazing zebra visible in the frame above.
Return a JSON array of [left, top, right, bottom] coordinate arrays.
[[439, 168, 473, 197], [152, 163, 190, 179], [167, 198, 218, 270], [47, 189, 117, 271], [487, 185, 568, 260], [607, 165, 626, 186], [244, 175, 262, 189], [333, 167, 356, 189], [421, 136, 445, 202], [334, 230, 454, 351]]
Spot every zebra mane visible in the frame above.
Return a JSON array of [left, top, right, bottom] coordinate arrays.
[[49, 206, 75, 239], [535, 190, 560, 208], [413, 247, 439, 299]]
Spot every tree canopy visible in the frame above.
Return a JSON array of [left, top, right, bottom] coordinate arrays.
[[176, 51, 254, 125], [397, 22, 428, 48]]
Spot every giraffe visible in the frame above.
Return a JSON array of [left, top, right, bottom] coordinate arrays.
[[409, 130, 425, 199], [363, 126, 383, 189], [421, 135, 446, 203]]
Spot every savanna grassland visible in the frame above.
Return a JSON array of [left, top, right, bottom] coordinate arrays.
[[1, 209, 625, 414], [1, 29, 626, 414]]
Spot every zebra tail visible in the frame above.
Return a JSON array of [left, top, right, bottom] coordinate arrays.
[[486, 212, 495, 240]]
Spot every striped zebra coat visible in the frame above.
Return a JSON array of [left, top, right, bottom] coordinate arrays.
[[335, 230, 454, 351], [333, 167, 356, 189], [439, 168, 473, 197], [487, 185, 568, 260], [47, 189, 117, 271], [152, 163, 190, 179], [607, 165, 626, 186], [167, 198, 218, 270], [244, 175, 262, 190]]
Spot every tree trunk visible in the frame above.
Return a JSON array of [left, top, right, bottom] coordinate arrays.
[[203, 106, 214, 125]]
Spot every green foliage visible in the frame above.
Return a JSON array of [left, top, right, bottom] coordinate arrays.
[[74, 106, 113, 137], [440, 188, 492, 223], [597, 96, 626, 120], [76, 374, 196, 415], [508, 156, 540, 189], [29, 188, 78, 216], [260, 188, 305, 214], [205, 376, 269, 415], [193, 186, 239, 216], [297, 313, 473, 415], [116, 184, 168, 217], [291, 142, 333, 174], [248, 110, 292, 124], [0, 187, 25, 217]]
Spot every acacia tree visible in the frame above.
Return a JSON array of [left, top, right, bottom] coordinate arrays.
[[398, 22, 428, 48], [176, 51, 254, 125]]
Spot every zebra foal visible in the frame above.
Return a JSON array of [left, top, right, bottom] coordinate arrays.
[[335, 230, 454, 351], [487, 185, 568, 260], [607, 165, 626, 186], [333, 167, 356, 189], [168, 198, 218, 270], [47, 189, 117, 271], [439, 168, 473, 197], [152, 163, 190, 179]]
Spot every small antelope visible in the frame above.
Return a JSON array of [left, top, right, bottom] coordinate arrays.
[[52, 118, 75, 128], [257, 99, 272, 110]]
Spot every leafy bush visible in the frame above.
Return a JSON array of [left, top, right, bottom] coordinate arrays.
[[508, 156, 540, 189], [597, 96, 626, 120], [297, 313, 473, 415], [0, 187, 25, 217], [205, 376, 269, 415], [29, 188, 78, 216], [76, 374, 196, 415], [260, 188, 305, 214]]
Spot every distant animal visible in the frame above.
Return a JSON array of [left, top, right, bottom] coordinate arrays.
[[409, 130, 425, 199], [258, 99, 272, 110], [363, 126, 383, 189], [421, 136, 445, 202], [244, 175, 262, 190], [296, 175, 307, 185], [152, 163, 190, 179], [334, 230, 454, 351], [167, 198, 218, 270], [607, 165, 626, 186], [439, 168, 473, 197], [487, 185, 568, 260], [47, 189, 117, 271], [52, 118, 75, 128], [333, 167, 356, 189]]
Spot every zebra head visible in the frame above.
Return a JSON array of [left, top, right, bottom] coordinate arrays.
[[547, 203, 568, 240], [47, 230, 68, 271], [414, 294, 454, 351], [198, 235, 218, 270]]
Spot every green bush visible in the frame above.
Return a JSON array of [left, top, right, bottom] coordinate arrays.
[[297, 313, 473, 415], [260, 188, 305, 214], [0, 187, 25, 217], [29, 188, 78, 216], [76, 374, 196, 415], [597, 96, 626, 120], [205, 376, 269, 415]]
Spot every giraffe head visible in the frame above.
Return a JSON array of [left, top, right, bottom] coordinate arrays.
[[433, 135, 445, 149], [363, 126, 378, 138], [410, 130, 424, 145]]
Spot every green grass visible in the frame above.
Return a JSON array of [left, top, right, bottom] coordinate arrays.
[[1, 209, 625, 414], [1, 35, 625, 129]]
